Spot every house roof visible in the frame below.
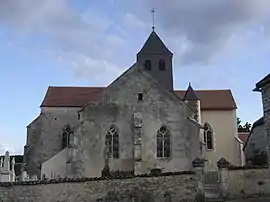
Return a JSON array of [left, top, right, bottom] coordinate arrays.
[[254, 73, 270, 91], [40, 86, 237, 110], [183, 83, 199, 100], [238, 132, 249, 144], [137, 31, 172, 55]]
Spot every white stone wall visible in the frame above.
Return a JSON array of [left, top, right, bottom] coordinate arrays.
[[41, 147, 69, 179]]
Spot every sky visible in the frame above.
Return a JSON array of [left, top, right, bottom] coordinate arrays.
[[0, 0, 269, 154]]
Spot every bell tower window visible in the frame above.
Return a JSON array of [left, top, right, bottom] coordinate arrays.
[[144, 60, 152, 70], [159, 60, 166, 71]]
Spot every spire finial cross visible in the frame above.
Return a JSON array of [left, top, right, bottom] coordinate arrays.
[[151, 8, 155, 31]]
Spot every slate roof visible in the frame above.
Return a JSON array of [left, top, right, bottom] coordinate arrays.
[[40, 86, 237, 110], [137, 31, 172, 55], [254, 73, 270, 91], [183, 83, 199, 100]]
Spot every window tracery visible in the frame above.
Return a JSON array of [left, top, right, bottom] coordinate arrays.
[[157, 126, 171, 158], [106, 125, 119, 158], [203, 123, 214, 150]]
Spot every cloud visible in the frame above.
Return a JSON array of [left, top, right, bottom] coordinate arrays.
[[53, 51, 124, 86], [1, 0, 270, 77], [0, 126, 23, 155], [131, 0, 270, 65], [0, 0, 127, 83], [122, 13, 146, 30]]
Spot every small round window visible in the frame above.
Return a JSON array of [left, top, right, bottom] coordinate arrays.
[[144, 60, 152, 70], [159, 60, 166, 71]]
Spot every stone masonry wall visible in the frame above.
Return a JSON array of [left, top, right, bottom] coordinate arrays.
[[0, 173, 198, 202], [225, 167, 270, 199], [25, 107, 81, 178], [262, 83, 270, 164], [244, 124, 267, 164], [75, 65, 200, 177]]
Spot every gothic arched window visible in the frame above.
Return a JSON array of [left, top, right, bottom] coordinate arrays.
[[62, 125, 71, 149], [157, 126, 171, 158], [203, 123, 214, 150], [106, 125, 119, 159], [159, 60, 166, 71], [144, 60, 152, 70]]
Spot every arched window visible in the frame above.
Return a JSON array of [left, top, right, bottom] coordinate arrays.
[[105, 125, 119, 159], [144, 60, 152, 70], [157, 126, 171, 158], [159, 60, 166, 71], [62, 125, 71, 149], [203, 123, 214, 150]]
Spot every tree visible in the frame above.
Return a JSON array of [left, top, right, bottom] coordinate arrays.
[[237, 117, 251, 133]]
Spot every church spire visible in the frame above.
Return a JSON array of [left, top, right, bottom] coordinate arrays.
[[183, 82, 199, 101], [137, 31, 172, 55]]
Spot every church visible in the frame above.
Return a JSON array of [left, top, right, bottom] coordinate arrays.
[[23, 29, 239, 179]]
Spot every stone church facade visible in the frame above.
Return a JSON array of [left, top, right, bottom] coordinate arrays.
[[24, 30, 239, 179]]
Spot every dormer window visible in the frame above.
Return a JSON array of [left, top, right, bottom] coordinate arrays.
[[144, 60, 152, 70], [159, 60, 166, 71]]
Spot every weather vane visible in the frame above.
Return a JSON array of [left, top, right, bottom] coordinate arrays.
[[151, 8, 155, 31]]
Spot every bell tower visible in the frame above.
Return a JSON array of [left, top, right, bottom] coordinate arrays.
[[136, 9, 174, 91]]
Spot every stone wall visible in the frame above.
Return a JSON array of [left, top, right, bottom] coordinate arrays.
[[262, 83, 270, 164], [220, 166, 270, 199], [244, 123, 267, 165], [0, 173, 198, 202], [25, 107, 81, 178], [41, 147, 69, 179], [75, 65, 200, 177]]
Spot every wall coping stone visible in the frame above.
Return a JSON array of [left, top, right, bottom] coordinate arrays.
[[228, 164, 269, 170]]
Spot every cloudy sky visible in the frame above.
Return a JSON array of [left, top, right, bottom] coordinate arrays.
[[0, 0, 269, 154]]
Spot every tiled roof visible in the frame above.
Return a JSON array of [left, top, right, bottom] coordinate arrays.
[[41, 86, 237, 110], [238, 133, 249, 144]]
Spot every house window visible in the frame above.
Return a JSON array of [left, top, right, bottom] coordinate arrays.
[[144, 60, 152, 70], [159, 60, 166, 71], [157, 126, 171, 158], [106, 125, 119, 159], [62, 125, 71, 149], [203, 123, 214, 150]]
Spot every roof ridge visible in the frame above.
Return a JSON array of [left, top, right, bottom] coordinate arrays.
[[47, 86, 232, 91], [48, 86, 103, 88]]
